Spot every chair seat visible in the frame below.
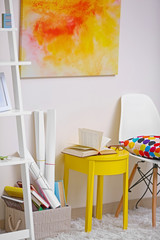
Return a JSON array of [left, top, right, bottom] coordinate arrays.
[[130, 153, 160, 165]]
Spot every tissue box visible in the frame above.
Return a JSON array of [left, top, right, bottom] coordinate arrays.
[[5, 205, 71, 240]]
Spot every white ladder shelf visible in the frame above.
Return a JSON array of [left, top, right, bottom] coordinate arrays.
[[0, 0, 35, 239]]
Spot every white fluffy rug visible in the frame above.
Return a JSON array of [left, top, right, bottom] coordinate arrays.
[[46, 207, 160, 240]]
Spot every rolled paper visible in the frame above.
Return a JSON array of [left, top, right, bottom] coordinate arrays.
[[27, 151, 60, 209], [45, 109, 56, 192], [34, 110, 45, 175]]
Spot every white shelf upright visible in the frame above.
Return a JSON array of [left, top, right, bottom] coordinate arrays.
[[0, 0, 35, 239]]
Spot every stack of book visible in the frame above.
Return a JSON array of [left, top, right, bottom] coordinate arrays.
[[1, 180, 67, 212]]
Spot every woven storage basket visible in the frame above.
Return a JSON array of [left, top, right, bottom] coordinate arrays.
[[5, 205, 71, 240]]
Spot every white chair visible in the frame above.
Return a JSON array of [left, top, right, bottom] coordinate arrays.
[[115, 93, 160, 227]]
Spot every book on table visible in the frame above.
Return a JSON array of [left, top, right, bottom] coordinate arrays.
[[62, 128, 117, 157]]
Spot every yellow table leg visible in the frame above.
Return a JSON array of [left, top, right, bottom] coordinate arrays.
[[63, 161, 69, 202], [96, 175, 104, 220], [123, 158, 128, 230], [85, 161, 95, 232]]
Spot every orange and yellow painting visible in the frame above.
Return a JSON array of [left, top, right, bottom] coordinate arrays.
[[20, 0, 121, 78]]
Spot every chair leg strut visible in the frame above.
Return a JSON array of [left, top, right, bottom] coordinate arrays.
[[115, 162, 159, 228], [152, 164, 158, 227]]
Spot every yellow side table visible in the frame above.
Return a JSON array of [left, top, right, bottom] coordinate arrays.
[[63, 149, 129, 232]]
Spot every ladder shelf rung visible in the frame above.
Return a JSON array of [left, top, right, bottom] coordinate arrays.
[[1, 0, 35, 239], [0, 229, 30, 240], [0, 109, 32, 117], [0, 28, 17, 32], [0, 156, 32, 167], [0, 61, 31, 66]]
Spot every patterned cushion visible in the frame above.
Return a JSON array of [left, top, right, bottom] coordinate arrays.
[[120, 136, 160, 160]]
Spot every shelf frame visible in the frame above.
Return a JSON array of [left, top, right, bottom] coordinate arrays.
[[0, 0, 35, 239], [0, 156, 32, 167], [0, 27, 17, 31], [0, 229, 30, 240], [0, 109, 32, 117], [0, 61, 31, 66]]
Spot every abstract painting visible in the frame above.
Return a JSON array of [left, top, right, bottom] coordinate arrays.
[[20, 0, 121, 78]]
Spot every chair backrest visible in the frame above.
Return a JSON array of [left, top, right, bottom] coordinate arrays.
[[119, 94, 160, 142]]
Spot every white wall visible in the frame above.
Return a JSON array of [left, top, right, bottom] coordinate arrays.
[[0, 0, 160, 221]]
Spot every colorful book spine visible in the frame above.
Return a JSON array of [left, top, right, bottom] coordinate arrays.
[[4, 185, 45, 211], [4, 186, 23, 198], [34, 182, 50, 207], [2, 13, 12, 28], [1, 195, 39, 212], [54, 180, 66, 207], [31, 194, 42, 208], [28, 151, 61, 208], [31, 190, 50, 208], [16, 181, 47, 209], [16, 180, 38, 193], [1, 195, 24, 211]]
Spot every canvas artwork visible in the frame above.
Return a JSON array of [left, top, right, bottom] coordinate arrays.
[[20, 0, 121, 78]]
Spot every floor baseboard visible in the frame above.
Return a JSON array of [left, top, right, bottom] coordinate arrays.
[[72, 196, 160, 219], [1, 197, 160, 230], [0, 220, 4, 230]]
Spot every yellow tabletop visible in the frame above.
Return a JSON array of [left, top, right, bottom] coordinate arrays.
[[63, 149, 129, 232]]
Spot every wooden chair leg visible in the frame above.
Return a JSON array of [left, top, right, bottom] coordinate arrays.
[[152, 166, 157, 227], [115, 163, 138, 217]]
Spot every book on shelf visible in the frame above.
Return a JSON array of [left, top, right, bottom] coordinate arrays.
[[54, 180, 66, 207], [27, 180, 51, 207], [4, 185, 49, 209], [2, 13, 12, 28], [62, 128, 116, 157], [1, 194, 39, 211], [16, 180, 38, 193], [31, 190, 50, 208], [16, 180, 50, 208], [4, 186, 23, 198], [1, 194, 24, 211], [31, 194, 42, 208]]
